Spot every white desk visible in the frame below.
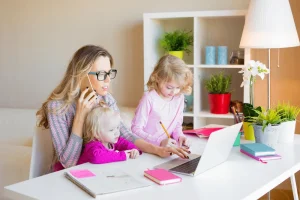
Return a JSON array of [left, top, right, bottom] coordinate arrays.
[[4, 135, 300, 200]]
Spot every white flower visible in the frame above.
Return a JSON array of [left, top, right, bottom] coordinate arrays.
[[239, 60, 269, 87]]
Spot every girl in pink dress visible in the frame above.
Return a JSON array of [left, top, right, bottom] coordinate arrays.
[[78, 106, 140, 165]]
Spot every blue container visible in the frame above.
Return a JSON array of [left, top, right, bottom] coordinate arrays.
[[217, 46, 228, 65], [205, 46, 216, 65]]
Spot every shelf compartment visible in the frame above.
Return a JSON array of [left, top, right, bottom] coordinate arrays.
[[198, 111, 234, 119]]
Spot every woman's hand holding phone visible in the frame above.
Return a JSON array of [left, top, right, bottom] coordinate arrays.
[[72, 87, 97, 137]]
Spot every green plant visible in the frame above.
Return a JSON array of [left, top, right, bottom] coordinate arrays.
[[275, 102, 300, 122], [243, 103, 262, 122], [204, 72, 232, 94], [159, 30, 193, 54], [248, 107, 283, 132]]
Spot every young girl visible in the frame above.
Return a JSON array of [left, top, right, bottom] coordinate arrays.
[[131, 55, 193, 150], [77, 106, 141, 165]]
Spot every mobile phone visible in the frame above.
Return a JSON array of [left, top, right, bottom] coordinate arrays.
[[81, 75, 96, 99]]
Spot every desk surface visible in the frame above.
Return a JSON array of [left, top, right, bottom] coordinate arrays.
[[5, 134, 300, 200]]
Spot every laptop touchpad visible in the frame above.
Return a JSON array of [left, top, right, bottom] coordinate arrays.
[[154, 154, 200, 170]]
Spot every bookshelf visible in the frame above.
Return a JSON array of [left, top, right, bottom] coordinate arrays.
[[143, 10, 250, 129]]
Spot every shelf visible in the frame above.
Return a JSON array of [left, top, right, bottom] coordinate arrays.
[[192, 65, 244, 69], [198, 111, 234, 119], [183, 112, 194, 117]]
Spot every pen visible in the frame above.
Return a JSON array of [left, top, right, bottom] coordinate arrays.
[[159, 121, 170, 138]]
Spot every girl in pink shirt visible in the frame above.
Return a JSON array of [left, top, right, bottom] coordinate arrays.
[[131, 55, 193, 150], [77, 106, 141, 165]]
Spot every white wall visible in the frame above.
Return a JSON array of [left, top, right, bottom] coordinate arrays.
[[0, 0, 249, 109]]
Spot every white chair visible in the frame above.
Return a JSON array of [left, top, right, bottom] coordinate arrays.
[[29, 127, 54, 179]]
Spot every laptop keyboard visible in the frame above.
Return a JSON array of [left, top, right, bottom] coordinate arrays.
[[170, 156, 201, 174]]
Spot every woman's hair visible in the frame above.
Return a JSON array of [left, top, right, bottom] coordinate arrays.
[[36, 45, 113, 128], [83, 106, 120, 144], [146, 55, 193, 95]]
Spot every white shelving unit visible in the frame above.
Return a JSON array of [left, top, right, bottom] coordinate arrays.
[[143, 10, 250, 129]]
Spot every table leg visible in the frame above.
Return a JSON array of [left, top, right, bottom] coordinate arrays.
[[291, 174, 299, 200]]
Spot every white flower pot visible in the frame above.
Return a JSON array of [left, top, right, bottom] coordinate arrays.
[[253, 124, 280, 147], [278, 121, 296, 143]]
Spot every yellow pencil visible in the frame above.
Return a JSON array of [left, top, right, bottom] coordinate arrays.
[[159, 121, 170, 138]]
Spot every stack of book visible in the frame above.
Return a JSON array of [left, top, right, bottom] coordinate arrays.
[[240, 143, 281, 162]]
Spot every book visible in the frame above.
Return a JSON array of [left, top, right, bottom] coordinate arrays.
[[183, 127, 224, 137], [240, 149, 281, 162], [65, 168, 151, 198], [144, 169, 182, 185], [240, 143, 276, 156]]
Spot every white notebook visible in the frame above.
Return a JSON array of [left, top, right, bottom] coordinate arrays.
[[65, 168, 151, 198]]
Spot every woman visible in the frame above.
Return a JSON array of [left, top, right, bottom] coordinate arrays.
[[37, 45, 189, 170]]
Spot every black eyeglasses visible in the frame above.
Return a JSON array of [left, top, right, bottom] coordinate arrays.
[[88, 69, 117, 81]]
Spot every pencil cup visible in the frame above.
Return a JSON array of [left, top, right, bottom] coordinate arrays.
[[217, 46, 228, 65], [205, 46, 216, 65]]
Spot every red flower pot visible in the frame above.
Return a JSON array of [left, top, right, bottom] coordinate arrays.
[[208, 93, 231, 114]]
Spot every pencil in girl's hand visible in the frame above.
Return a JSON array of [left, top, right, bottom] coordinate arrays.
[[159, 121, 170, 138]]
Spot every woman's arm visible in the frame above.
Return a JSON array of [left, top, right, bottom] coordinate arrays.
[[134, 138, 189, 158], [47, 101, 83, 168]]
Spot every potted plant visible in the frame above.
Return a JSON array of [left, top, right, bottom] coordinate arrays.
[[159, 30, 193, 59], [248, 107, 283, 147], [276, 102, 300, 143], [239, 60, 269, 141], [243, 103, 262, 141], [204, 72, 232, 114]]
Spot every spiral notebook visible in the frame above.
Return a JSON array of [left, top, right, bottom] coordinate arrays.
[[65, 168, 151, 198]]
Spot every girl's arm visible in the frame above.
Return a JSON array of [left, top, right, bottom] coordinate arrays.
[[105, 93, 138, 143], [85, 142, 127, 164], [115, 137, 142, 154], [171, 95, 186, 141], [47, 101, 83, 168], [131, 94, 164, 146]]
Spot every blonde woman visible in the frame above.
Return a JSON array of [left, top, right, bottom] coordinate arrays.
[[131, 55, 193, 153], [37, 45, 189, 171]]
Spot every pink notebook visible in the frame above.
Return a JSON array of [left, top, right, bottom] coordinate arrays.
[[144, 169, 182, 185], [240, 149, 281, 163], [183, 127, 224, 137]]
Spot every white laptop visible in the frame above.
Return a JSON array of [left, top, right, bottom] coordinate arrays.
[[154, 122, 242, 176]]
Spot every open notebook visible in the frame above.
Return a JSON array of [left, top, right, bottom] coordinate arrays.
[[65, 168, 151, 198]]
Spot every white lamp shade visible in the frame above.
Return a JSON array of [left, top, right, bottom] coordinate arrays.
[[240, 0, 300, 48]]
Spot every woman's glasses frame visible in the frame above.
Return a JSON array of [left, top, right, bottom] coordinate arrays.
[[88, 69, 117, 81]]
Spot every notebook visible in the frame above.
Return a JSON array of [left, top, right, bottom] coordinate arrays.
[[65, 168, 151, 198], [240, 143, 276, 156], [240, 149, 281, 162], [144, 169, 182, 185], [183, 127, 224, 137]]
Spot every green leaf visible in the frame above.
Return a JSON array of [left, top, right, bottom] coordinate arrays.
[[204, 72, 232, 94], [159, 30, 193, 54]]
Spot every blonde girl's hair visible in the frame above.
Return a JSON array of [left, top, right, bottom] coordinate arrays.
[[83, 106, 120, 144], [36, 45, 114, 128], [146, 55, 193, 95]]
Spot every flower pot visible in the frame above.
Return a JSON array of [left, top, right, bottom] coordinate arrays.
[[243, 122, 255, 141], [278, 121, 296, 143], [168, 51, 184, 59], [253, 124, 280, 147], [208, 93, 231, 114]]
